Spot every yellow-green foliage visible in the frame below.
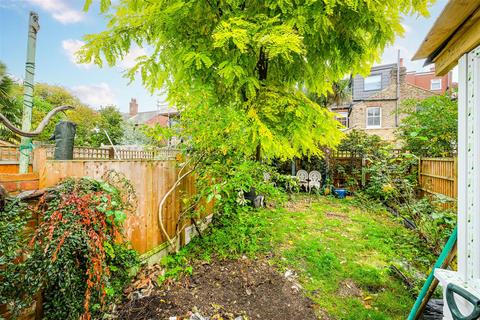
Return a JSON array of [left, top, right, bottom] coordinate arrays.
[[80, 0, 432, 160]]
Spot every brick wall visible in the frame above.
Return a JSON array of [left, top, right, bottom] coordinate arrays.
[[0, 173, 39, 195], [406, 70, 452, 94], [348, 69, 436, 142]]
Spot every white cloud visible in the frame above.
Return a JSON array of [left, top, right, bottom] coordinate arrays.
[[26, 0, 85, 24], [70, 83, 116, 108], [62, 40, 149, 70], [62, 39, 93, 69], [118, 47, 148, 70]]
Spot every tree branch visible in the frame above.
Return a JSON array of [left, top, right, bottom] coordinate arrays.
[[157, 155, 203, 251], [0, 105, 74, 137], [256, 47, 268, 81]]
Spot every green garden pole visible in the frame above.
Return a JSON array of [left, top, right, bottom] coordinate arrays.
[[19, 12, 40, 174], [407, 226, 457, 320]]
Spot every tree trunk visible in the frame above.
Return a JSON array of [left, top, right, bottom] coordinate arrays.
[[254, 47, 268, 162], [255, 143, 261, 161]]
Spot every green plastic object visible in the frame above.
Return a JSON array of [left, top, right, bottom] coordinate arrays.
[[446, 283, 480, 320], [407, 226, 458, 320], [51, 121, 76, 160]]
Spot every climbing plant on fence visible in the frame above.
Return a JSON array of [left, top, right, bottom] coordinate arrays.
[[0, 177, 139, 320]]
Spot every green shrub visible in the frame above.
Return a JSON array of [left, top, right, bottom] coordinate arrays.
[[397, 96, 457, 157], [332, 130, 390, 190], [358, 150, 455, 253], [0, 177, 139, 319]]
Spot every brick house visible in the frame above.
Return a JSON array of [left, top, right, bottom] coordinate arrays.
[[332, 61, 437, 143], [125, 98, 178, 128], [406, 66, 455, 95]]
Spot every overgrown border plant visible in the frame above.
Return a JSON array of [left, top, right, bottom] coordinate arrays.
[[0, 176, 139, 320]]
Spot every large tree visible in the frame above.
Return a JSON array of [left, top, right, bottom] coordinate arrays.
[[11, 83, 126, 147], [80, 0, 431, 161], [96, 106, 125, 146], [0, 62, 21, 143]]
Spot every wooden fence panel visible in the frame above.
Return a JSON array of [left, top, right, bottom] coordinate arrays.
[[38, 159, 196, 255], [418, 157, 457, 200]]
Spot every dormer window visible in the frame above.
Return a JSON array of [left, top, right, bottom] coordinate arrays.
[[364, 75, 382, 91]]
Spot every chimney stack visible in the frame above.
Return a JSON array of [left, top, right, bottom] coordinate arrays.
[[129, 98, 138, 116]]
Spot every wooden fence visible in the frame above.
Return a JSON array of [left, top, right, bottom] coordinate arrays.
[[0, 145, 179, 162], [0, 146, 20, 161], [0, 146, 179, 174], [418, 157, 457, 201], [0, 148, 210, 319], [0, 146, 207, 257], [35, 157, 209, 256]]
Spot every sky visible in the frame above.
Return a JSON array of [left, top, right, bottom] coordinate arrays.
[[0, 0, 451, 113]]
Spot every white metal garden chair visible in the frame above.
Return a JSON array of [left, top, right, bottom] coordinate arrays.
[[263, 172, 271, 182], [308, 170, 322, 193], [296, 170, 308, 191]]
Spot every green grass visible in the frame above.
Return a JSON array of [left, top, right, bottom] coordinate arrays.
[[262, 195, 435, 319], [163, 194, 436, 319]]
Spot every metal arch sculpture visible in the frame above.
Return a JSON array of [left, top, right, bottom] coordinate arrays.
[[0, 105, 74, 209], [0, 105, 74, 137]]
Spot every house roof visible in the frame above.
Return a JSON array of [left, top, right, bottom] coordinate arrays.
[[129, 111, 161, 125], [413, 0, 480, 75], [350, 81, 437, 109], [329, 103, 353, 111], [127, 104, 178, 125], [369, 63, 398, 72], [405, 82, 440, 96]]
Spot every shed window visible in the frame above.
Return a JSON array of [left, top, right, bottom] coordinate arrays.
[[430, 78, 442, 90], [366, 107, 381, 129], [364, 75, 382, 91]]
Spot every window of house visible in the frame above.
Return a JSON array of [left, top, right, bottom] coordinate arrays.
[[430, 78, 442, 90], [366, 107, 381, 129], [336, 112, 349, 127], [364, 75, 382, 91]]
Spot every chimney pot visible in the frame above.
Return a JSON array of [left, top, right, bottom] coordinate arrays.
[[129, 98, 138, 116]]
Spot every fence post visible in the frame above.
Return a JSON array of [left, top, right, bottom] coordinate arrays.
[[418, 157, 422, 197], [32, 147, 47, 173], [454, 156, 458, 199], [108, 147, 115, 159]]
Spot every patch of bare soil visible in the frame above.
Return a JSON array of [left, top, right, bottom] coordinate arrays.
[[325, 212, 351, 221], [114, 258, 317, 320], [337, 279, 362, 298], [284, 197, 311, 212]]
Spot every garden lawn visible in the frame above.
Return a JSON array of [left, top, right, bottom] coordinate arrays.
[[116, 194, 436, 319], [263, 195, 434, 319]]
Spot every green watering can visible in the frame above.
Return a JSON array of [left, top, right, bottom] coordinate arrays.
[[446, 283, 480, 320]]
